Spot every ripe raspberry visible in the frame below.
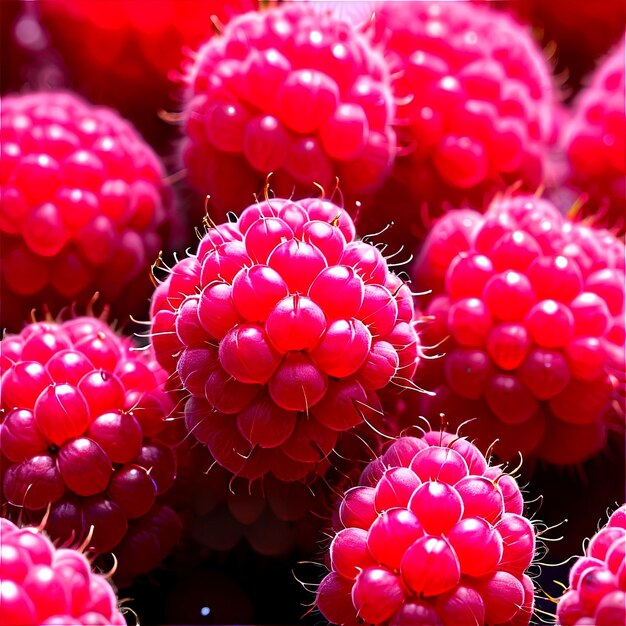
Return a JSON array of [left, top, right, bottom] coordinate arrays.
[[561, 37, 626, 234], [0, 517, 127, 625], [0, 91, 177, 332], [150, 196, 419, 481], [38, 0, 257, 142], [412, 193, 625, 465], [316, 431, 536, 625], [358, 0, 559, 249], [556, 504, 626, 626], [0, 316, 180, 581], [180, 3, 396, 219]]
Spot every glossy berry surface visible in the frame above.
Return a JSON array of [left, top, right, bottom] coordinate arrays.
[[0, 91, 175, 332], [0, 517, 126, 626], [557, 504, 626, 626], [359, 0, 558, 247], [150, 196, 419, 481], [412, 194, 625, 465], [316, 431, 535, 625], [0, 316, 180, 581], [181, 2, 396, 219], [561, 37, 626, 234]]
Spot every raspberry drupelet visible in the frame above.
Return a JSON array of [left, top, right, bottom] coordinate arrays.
[[316, 431, 536, 625], [0, 316, 181, 582], [358, 0, 559, 249], [556, 504, 626, 626], [412, 193, 625, 465], [180, 2, 396, 220], [561, 36, 626, 235], [0, 518, 127, 626], [150, 196, 420, 482], [0, 91, 176, 332]]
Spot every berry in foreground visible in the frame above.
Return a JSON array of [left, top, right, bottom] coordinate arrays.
[[0, 91, 176, 331], [412, 193, 625, 465], [0, 316, 180, 581], [150, 196, 419, 481], [0, 517, 127, 626], [556, 504, 626, 626], [358, 0, 559, 248], [316, 431, 536, 625], [181, 2, 396, 219], [560, 36, 626, 234]]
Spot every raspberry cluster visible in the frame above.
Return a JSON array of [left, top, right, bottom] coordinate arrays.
[[0, 316, 179, 579], [181, 2, 396, 218], [412, 194, 625, 464], [151, 196, 419, 481], [316, 431, 535, 625], [557, 505, 626, 626], [359, 0, 558, 247], [0, 518, 126, 626], [0, 91, 175, 331], [562, 36, 626, 234]]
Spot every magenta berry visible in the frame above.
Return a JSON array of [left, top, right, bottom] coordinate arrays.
[[0, 317, 180, 581], [413, 194, 625, 464], [0, 91, 176, 331], [557, 505, 626, 626], [358, 0, 559, 248], [0, 518, 126, 626], [181, 3, 396, 218], [561, 36, 626, 235], [316, 432, 536, 625], [150, 197, 419, 481]]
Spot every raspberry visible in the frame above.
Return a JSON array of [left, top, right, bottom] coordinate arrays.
[[38, 0, 257, 142], [316, 431, 536, 625], [412, 194, 625, 465], [556, 505, 626, 626], [358, 0, 558, 249], [0, 316, 180, 582], [0, 518, 127, 625], [561, 37, 626, 234], [0, 91, 176, 332], [180, 3, 396, 219], [150, 196, 419, 481]]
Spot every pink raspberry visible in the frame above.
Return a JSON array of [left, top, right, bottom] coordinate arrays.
[[180, 3, 396, 219], [0, 91, 177, 332], [0, 316, 180, 581], [411, 194, 625, 465], [316, 431, 536, 625], [557, 504, 626, 626], [150, 196, 419, 481], [561, 37, 626, 234], [358, 0, 559, 249], [0, 517, 127, 626], [38, 0, 257, 140]]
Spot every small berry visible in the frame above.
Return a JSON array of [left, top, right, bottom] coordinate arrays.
[[151, 196, 419, 481], [557, 505, 626, 626], [180, 3, 396, 218], [316, 431, 536, 625], [0, 518, 127, 625], [413, 194, 625, 464], [0, 91, 176, 331], [0, 316, 180, 582]]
